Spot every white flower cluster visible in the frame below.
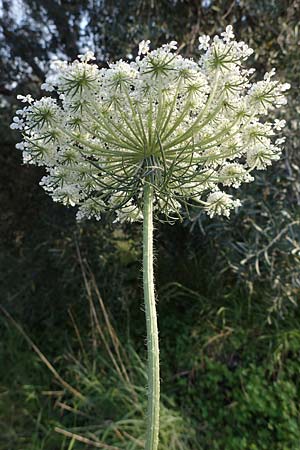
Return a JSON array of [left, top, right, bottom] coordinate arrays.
[[11, 26, 289, 222]]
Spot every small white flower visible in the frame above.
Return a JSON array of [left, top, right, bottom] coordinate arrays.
[[274, 119, 286, 131], [10, 116, 24, 130], [138, 40, 151, 56], [264, 68, 276, 81], [15, 141, 28, 150], [17, 94, 34, 104], [281, 83, 291, 92], [198, 35, 210, 51], [41, 82, 55, 92], [162, 41, 178, 51], [221, 25, 235, 43], [78, 51, 96, 62], [275, 137, 286, 145], [237, 42, 254, 58]]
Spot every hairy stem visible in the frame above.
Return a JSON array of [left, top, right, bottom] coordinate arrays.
[[143, 182, 160, 450]]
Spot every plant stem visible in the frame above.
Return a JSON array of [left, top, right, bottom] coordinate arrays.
[[143, 181, 160, 450]]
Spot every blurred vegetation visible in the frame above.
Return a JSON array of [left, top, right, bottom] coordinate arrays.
[[0, 0, 300, 449]]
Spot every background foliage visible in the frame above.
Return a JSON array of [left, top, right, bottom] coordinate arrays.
[[0, 1, 300, 449]]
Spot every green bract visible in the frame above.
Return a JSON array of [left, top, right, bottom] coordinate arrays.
[[11, 27, 289, 222]]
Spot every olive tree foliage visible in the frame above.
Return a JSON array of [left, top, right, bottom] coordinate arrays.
[[1, 0, 300, 312], [0, 0, 297, 88], [185, 1, 300, 313]]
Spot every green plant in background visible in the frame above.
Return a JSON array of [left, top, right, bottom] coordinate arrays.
[[157, 281, 300, 450], [1, 256, 198, 450], [10, 27, 289, 449]]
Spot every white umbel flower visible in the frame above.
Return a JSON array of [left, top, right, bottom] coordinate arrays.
[[11, 29, 289, 222], [247, 145, 281, 170], [205, 191, 241, 218], [220, 163, 254, 188]]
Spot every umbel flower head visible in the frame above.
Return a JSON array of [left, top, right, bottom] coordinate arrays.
[[11, 26, 289, 222]]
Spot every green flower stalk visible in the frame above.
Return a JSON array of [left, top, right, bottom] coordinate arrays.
[[143, 182, 159, 449], [11, 26, 289, 449]]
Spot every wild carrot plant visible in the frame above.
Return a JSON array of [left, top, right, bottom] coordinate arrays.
[[11, 26, 289, 449]]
